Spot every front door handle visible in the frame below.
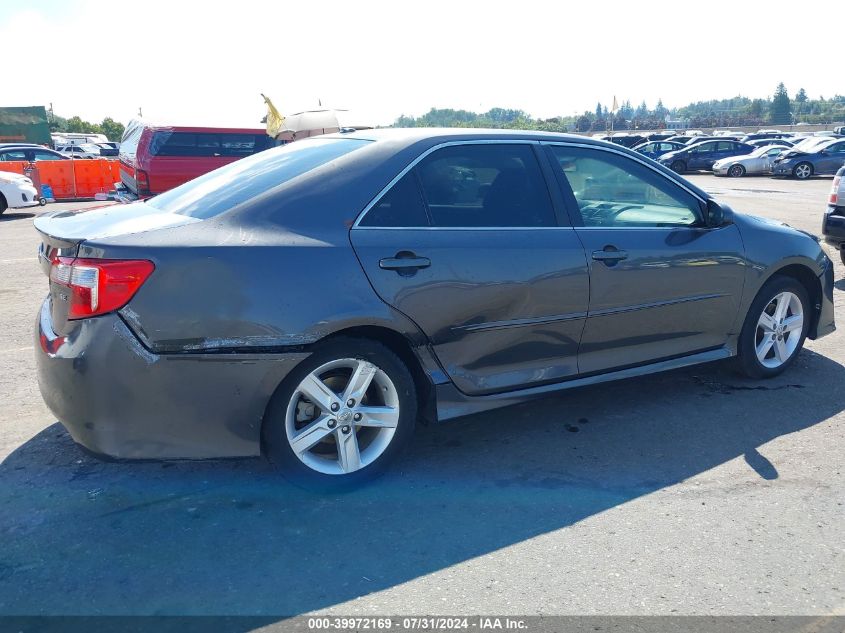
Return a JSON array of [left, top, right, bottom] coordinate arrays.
[[591, 247, 628, 263], [379, 252, 431, 275]]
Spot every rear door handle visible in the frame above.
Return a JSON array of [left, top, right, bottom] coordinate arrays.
[[591, 248, 628, 262], [379, 255, 431, 271]]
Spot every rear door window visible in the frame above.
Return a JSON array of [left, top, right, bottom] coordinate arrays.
[[359, 172, 430, 227], [415, 144, 556, 227]]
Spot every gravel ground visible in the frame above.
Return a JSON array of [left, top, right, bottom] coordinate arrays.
[[0, 175, 842, 617]]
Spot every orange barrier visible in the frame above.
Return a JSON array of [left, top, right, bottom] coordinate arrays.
[[0, 159, 119, 199]]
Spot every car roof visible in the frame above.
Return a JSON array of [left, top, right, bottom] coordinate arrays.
[[323, 127, 633, 147]]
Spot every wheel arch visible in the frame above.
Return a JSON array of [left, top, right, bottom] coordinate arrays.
[[759, 263, 823, 339], [259, 324, 440, 452], [321, 325, 438, 424]]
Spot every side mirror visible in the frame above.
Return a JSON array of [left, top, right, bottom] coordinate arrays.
[[705, 199, 732, 227]]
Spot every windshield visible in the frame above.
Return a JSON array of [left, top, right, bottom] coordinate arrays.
[[146, 137, 371, 219], [750, 146, 780, 157]]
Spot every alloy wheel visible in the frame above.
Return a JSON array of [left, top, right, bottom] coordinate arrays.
[[728, 164, 745, 177], [284, 358, 400, 475], [794, 163, 812, 180], [754, 291, 804, 369]]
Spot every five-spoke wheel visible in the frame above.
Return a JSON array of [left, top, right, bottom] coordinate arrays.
[[285, 358, 400, 475], [263, 338, 417, 488], [737, 275, 810, 378], [754, 291, 804, 369], [793, 162, 813, 180]]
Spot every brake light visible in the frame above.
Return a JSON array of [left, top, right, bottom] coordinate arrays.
[[136, 169, 150, 194], [50, 257, 154, 319], [831, 176, 841, 205]]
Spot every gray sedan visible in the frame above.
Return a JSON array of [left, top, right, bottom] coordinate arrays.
[[33, 129, 836, 488], [712, 144, 790, 177]]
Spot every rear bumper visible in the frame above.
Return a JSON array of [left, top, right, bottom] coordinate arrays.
[[35, 298, 309, 459], [812, 257, 836, 340], [822, 206, 845, 248]]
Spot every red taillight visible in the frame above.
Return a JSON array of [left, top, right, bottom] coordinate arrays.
[[50, 257, 154, 320], [831, 176, 841, 205], [136, 169, 150, 194]]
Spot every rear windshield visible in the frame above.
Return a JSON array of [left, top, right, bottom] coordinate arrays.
[[146, 137, 371, 219], [149, 131, 274, 157]]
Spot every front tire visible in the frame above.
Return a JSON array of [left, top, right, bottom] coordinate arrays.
[[727, 164, 746, 178], [262, 337, 417, 489], [793, 162, 813, 180], [840, 249, 845, 267], [670, 160, 687, 174], [735, 275, 810, 379]]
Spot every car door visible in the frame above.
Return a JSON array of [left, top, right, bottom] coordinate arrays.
[[687, 142, 717, 170], [818, 141, 845, 174], [350, 141, 590, 395], [544, 143, 746, 375]]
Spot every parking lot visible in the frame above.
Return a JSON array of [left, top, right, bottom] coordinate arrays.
[[0, 174, 843, 617]]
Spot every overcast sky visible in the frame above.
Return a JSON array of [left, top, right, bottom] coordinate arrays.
[[1, 0, 838, 128]]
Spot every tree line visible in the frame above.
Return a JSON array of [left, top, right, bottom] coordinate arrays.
[[394, 83, 845, 133]]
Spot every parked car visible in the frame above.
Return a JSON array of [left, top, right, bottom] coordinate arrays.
[[740, 132, 791, 142], [632, 140, 685, 159], [747, 138, 794, 149], [94, 143, 119, 157], [609, 133, 647, 148], [822, 166, 845, 264], [0, 170, 40, 214], [118, 123, 275, 196], [658, 139, 756, 173], [665, 135, 698, 145], [33, 129, 835, 487], [712, 145, 790, 177], [647, 132, 676, 141], [57, 144, 100, 159], [771, 138, 845, 179], [791, 136, 839, 153], [0, 145, 68, 162]]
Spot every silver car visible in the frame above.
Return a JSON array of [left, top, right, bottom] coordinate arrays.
[[713, 145, 789, 177]]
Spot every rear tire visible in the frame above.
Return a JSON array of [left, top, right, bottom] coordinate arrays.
[[735, 275, 810, 379], [793, 162, 813, 180], [0, 194, 7, 215], [840, 249, 845, 266], [262, 337, 417, 491], [670, 160, 686, 174]]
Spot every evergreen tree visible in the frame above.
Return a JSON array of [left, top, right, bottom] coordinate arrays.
[[770, 82, 792, 125]]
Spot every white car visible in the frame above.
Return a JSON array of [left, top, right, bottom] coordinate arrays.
[[57, 143, 101, 159], [0, 171, 40, 214], [712, 145, 790, 177]]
